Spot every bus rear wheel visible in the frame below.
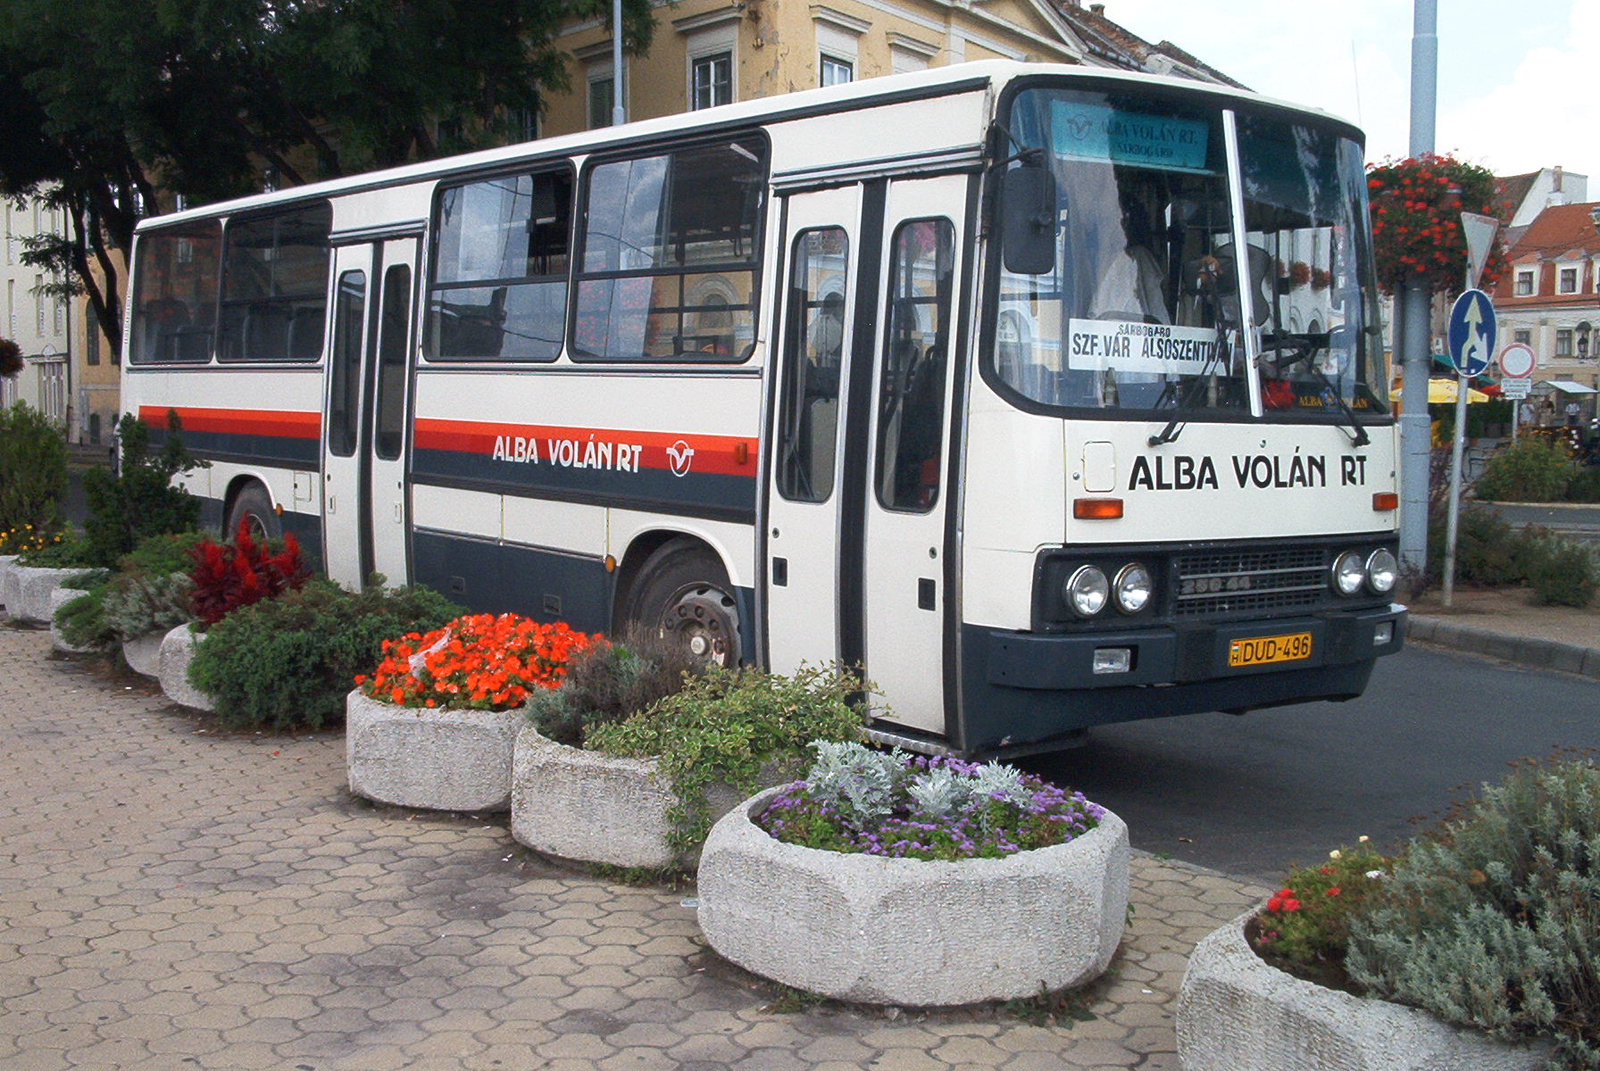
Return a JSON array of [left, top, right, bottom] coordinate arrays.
[[225, 483, 281, 544], [624, 540, 741, 668]]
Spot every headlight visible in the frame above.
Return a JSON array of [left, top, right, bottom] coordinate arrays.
[[1112, 563, 1153, 614], [1331, 550, 1365, 596], [1063, 565, 1109, 617], [1366, 548, 1398, 594]]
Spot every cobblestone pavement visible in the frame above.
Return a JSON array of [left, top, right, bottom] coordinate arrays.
[[0, 625, 1268, 1071]]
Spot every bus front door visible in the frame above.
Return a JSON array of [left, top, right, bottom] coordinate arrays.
[[857, 175, 967, 737], [322, 236, 419, 590]]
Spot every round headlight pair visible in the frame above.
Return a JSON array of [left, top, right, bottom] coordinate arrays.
[[1064, 563, 1153, 618], [1331, 548, 1398, 596]]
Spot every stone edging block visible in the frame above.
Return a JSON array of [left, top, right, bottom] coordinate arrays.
[[1176, 909, 1550, 1071], [123, 631, 165, 677], [10, 565, 88, 626], [696, 786, 1129, 1006]]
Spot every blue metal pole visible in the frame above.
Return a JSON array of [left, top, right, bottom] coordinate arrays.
[[1398, 0, 1437, 579], [612, 0, 625, 126]]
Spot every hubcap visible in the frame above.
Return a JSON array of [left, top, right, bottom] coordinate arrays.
[[660, 582, 740, 667]]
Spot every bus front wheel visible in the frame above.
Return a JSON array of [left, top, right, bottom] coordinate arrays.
[[624, 540, 741, 668], [225, 483, 281, 544]]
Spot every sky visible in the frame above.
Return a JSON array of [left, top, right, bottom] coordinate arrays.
[[1103, 0, 1600, 196]]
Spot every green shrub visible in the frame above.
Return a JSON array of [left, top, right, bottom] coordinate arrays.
[[586, 663, 868, 854], [0, 402, 67, 543], [1347, 757, 1600, 1070], [1525, 538, 1600, 608], [80, 412, 205, 568], [524, 627, 706, 747], [20, 534, 100, 567], [1427, 505, 1520, 585], [1474, 438, 1575, 503], [188, 577, 460, 731], [53, 569, 116, 650], [1566, 467, 1600, 504]]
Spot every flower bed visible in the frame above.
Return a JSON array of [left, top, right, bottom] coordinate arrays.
[[347, 613, 589, 813], [695, 745, 1128, 1006], [1177, 911, 1549, 1071]]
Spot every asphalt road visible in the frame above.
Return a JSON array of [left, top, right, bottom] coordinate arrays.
[[1021, 644, 1600, 885]]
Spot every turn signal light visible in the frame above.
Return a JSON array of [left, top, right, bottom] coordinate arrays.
[[1073, 497, 1124, 520], [1372, 492, 1398, 511]]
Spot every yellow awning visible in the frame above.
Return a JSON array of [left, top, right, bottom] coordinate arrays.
[[1389, 378, 1492, 405]]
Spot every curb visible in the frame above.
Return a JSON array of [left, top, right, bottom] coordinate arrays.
[[1407, 615, 1600, 679]]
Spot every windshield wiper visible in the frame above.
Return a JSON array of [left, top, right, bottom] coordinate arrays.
[[1148, 329, 1231, 446], [1262, 334, 1370, 448]]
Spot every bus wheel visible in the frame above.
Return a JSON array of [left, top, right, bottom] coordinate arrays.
[[625, 541, 741, 667], [225, 483, 281, 543]]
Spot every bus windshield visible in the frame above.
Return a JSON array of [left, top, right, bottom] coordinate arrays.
[[990, 85, 1388, 423]]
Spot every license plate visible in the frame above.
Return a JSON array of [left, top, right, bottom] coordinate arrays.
[[1228, 631, 1313, 668]]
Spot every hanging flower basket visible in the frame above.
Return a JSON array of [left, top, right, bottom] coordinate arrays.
[[1366, 154, 1507, 295]]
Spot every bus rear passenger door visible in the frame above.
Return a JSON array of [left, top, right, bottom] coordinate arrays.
[[764, 186, 861, 673], [322, 236, 419, 589]]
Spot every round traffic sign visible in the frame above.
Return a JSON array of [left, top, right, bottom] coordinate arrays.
[[1498, 342, 1536, 379]]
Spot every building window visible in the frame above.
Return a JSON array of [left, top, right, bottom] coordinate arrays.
[[691, 52, 732, 110], [820, 54, 853, 86], [587, 61, 623, 129], [1513, 329, 1531, 346], [1556, 329, 1574, 357], [1514, 269, 1534, 296], [35, 274, 44, 334], [86, 313, 100, 366], [1559, 267, 1578, 294], [813, 7, 867, 88]]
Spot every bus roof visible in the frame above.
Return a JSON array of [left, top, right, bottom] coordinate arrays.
[[137, 59, 1359, 232]]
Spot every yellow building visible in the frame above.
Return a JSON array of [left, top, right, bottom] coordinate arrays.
[[543, 0, 1238, 137]]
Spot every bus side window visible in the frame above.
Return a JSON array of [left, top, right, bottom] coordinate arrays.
[[876, 219, 954, 513], [775, 227, 848, 503]]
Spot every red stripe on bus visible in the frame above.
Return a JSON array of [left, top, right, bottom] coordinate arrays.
[[414, 417, 757, 478], [139, 406, 322, 440]]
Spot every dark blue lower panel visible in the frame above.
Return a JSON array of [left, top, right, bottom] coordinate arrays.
[[957, 605, 1405, 753], [413, 531, 615, 632]]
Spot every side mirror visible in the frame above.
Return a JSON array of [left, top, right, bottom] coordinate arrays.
[[999, 164, 1058, 276]]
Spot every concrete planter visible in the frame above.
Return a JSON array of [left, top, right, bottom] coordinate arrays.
[[123, 631, 166, 677], [346, 689, 524, 813], [8, 564, 87, 626], [158, 624, 214, 712], [510, 725, 778, 869], [0, 554, 17, 615], [1176, 911, 1550, 1071], [49, 586, 98, 654], [696, 786, 1130, 1006]]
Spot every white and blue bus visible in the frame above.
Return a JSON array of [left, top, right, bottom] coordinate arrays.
[[121, 60, 1405, 755]]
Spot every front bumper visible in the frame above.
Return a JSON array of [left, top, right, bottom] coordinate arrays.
[[956, 603, 1406, 752]]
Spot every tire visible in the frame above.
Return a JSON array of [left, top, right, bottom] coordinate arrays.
[[622, 539, 742, 667], [224, 483, 282, 543]]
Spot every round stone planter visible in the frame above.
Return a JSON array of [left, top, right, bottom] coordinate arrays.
[[696, 786, 1130, 1006], [158, 623, 214, 712], [122, 631, 166, 677], [8, 564, 88, 626], [346, 689, 524, 813], [49, 586, 98, 654], [510, 725, 790, 870], [1176, 911, 1550, 1071]]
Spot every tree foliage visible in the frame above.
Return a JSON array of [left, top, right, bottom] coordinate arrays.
[[0, 0, 654, 353]]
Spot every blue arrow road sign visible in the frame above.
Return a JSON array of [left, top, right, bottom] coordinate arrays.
[[1447, 289, 1496, 377]]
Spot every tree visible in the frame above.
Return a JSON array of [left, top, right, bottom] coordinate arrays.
[[0, 0, 654, 355]]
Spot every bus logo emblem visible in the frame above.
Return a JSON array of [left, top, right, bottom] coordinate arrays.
[[667, 440, 695, 477]]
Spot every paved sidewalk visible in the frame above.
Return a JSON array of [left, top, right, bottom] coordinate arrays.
[[0, 625, 1268, 1071]]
